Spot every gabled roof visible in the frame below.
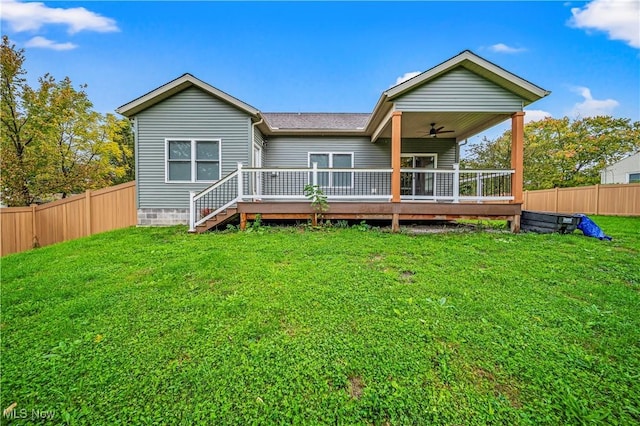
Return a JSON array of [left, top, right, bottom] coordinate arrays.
[[263, 113, 370, 130], [116, 51, 549, 137], [364, 50, 550, 135], [384, 50, 549, 102], [116, 73, 260, 118]]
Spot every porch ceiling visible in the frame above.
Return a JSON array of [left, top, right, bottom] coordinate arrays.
[[374, 111, 512, 141]]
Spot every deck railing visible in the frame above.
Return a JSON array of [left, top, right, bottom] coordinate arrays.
[[243, 164, 393, 200], [400, 165, 513, 202], [189, 168, 240, 231], [189, 163, 514, 230]]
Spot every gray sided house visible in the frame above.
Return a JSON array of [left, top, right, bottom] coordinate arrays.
[[601, 152, 640, 184], [116, 50, 549, 232]]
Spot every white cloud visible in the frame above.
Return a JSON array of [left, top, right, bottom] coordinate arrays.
[[394, 71, 421, 86], [1, 0, 119, 34], [489, 43, 527, 54], [569, 0, 639, 48], [523, 109, 552, 123], [25, 36, 77, 51], [569, 86, 619, 117]]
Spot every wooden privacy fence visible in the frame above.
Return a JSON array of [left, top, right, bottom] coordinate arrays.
[[523, 183, 640, 216], [1, 181, 137, 256]]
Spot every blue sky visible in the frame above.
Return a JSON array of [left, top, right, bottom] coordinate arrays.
[[2, 0, 639, 147]]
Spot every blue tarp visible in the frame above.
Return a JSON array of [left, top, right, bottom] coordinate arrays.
[[575, 214, 612, 240]]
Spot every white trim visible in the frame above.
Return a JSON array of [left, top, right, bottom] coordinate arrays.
[[385, 50, 549, 100], [165, 138, 222, 183], [307, 152, 355, 189], [400, 153, 438, 169], [243, 167, 393, 173], [117, 74, 260, 117], [400, 154, 438, 198], [627, 172, 640, 184]]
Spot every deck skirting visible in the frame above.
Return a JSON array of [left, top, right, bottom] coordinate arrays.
[[237, 201, 521, 230]]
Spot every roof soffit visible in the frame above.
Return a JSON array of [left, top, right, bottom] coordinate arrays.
[[384, 51, 549, 104], [116, 74, 260, 117]]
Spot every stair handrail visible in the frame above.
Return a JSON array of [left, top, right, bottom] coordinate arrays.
[[189, 163, 243, 231]]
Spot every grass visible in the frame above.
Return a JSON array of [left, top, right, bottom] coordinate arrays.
[[1, 216, 639, 425]]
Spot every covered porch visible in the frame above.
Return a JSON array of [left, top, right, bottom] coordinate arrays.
[[189, 109, 525, 232], [189, 51, 547, 233]]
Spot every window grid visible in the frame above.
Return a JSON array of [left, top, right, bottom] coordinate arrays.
[[166, 139, 221, 183], [308, 152, 354, 189]]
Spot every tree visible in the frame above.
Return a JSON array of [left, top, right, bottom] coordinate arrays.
[[107, 114, 135, 185], [0, 36, 54, 206], [1, 36, 134, 206], [463, 116, 640, 190], [39, 78, 131, 198]]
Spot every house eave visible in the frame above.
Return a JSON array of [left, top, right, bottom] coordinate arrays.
[[385, 50, 550, 103], [262, 128, 368, 137], [116, 73, 260, 118]]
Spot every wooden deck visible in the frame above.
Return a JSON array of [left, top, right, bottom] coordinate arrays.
[[236, 201, 522, 231]]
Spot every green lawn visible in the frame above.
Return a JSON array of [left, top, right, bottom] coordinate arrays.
[[1, 217, 639, 425]]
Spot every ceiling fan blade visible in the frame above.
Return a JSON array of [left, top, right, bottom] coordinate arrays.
[[436, 126, 445, 132], [437, 130, 455, 134]]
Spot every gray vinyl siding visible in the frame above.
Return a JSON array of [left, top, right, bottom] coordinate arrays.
[[264, 136, 456, 169], [264, 136, 389, 168], [399, 139, 457, 169], [394, 67, 524, 112], [262, 136, 456, 197], [136, 86, 251, 209]]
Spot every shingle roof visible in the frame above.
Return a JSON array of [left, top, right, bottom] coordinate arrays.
[[262, 113, 370, 130]]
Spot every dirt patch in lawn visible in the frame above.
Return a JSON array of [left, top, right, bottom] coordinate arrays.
[[347, 376, 365, 400]]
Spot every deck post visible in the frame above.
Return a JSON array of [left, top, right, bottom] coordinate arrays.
[[391, 111, 402, 203], [391, 213, 400, 232], [240, 213, 247, 230], [237, 162, 244, 201], [509, 214, 521, 233], [476, 172, 483, 204], [452, 163, 460, 203], [188, 191, 196, 232], [312, 162, 318, 186], [510, 112, 524, 204], [510, 112, 524, 234]]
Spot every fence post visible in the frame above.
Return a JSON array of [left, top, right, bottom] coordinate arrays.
[[85, 189, 92, 236], [237, 162, 244, 201], [188, 191, 196, 232], [554, 187, 559, 213], [524, 190, 528, 210], [31, 204, 38, 248], [452, 164, 460, 203], [312, 162, 318, 186], [595, 184, 600, 215]]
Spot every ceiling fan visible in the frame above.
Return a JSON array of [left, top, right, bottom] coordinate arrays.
[[425, 123, 455, 138]]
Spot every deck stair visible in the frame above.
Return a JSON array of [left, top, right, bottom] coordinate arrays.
[[194, 207, 238, 233], [189, 165, 243, 233]]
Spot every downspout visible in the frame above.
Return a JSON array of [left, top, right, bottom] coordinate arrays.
[[131, 117, 139, 210], [249, 117, 265, 201], [456, 138, 468, 164], [250, 116, 264, 167]]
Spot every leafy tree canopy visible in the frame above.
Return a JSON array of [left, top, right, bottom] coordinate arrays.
[[1, 36, 134, 206], [462, 116, 640, 190]]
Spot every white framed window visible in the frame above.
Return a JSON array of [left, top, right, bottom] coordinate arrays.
[[165, 139, 221, 183], [308, 152, 354, 188], [628, 172, 640, 184]]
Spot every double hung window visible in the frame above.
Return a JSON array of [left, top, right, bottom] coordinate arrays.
[[308, 153, 353, 188], [166, 139, 220, 182]]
